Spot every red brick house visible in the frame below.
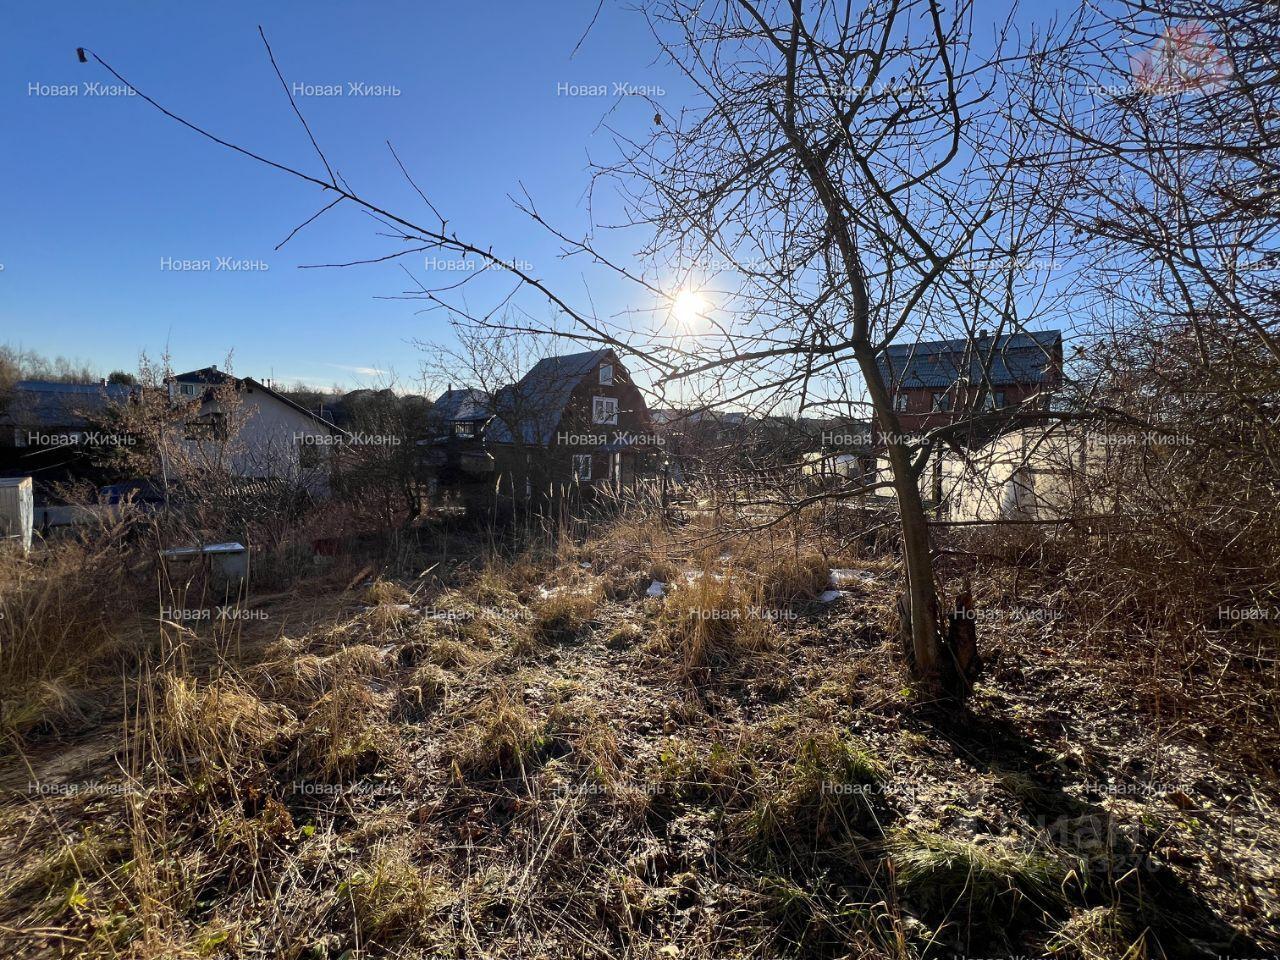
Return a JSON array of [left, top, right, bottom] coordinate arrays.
[[876, 330, 1063, 437]]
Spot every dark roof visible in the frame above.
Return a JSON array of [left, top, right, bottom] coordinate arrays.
[[173, 366, 237, 385], [877, 331, 1062, 390], [432, 388, 493, 423], [3, 380, 135, 429], [487, 349, 614, 445]]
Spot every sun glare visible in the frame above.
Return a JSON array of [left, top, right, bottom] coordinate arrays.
[[672, 290, 709, 328]]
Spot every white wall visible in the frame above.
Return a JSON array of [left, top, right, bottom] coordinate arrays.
[[176, 386, 337, 493], [874, 428, 1097, 522], [938, 429, 1090, 522]]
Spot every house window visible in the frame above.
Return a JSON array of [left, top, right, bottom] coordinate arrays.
[[893, 392, 908, 413], [184, 412, 228, 441], [179, 383, 199, 397], [931, 392, 952, 412], [599, 363, 614, 385], [981, 390, 1007, 411], [592, 396, 619, 425], [453, 421, 476, 438], [572, 453, 592, 481]]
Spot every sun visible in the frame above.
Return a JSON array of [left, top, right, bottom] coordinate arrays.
[[672, 290, 709, 328]]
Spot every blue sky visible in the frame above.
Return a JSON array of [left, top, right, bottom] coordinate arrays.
[[1, 1, 676, 390]]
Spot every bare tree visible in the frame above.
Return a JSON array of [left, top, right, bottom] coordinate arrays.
[[538, 0, 1078, 694], [1019, 0, 1280, 632], [326, 383, 430, 533], [79, 1, 1077, 697]]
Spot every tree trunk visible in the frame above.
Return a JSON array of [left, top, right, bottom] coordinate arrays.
[[781, 119, 951, 695], [852, 343, 944, 691]]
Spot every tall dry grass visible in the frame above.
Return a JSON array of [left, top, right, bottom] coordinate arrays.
[[0, 532, 146, 744]]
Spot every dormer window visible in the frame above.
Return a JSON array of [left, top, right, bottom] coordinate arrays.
[[599, 363, 614, 385]]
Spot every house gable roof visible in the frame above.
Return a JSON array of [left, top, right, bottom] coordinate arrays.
[[877, 330, 1062, 390], [486, 349, 615, 445], [173, 368, 344, 435], [432, 388, 493, 423], [173, 366, 235, 385]]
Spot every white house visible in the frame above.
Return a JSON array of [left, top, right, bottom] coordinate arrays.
[[170, 366, 345, 492]]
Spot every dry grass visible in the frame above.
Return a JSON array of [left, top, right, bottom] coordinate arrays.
[[604, 620, 645, 649], [655, 565, 778, 678], [340, 838, 454, 948], [736, 544, 833, 606], [1047, 906, 1147, 960], [582, 512, 679, 589], [154, 673, 297, 775], [733, 731, 887, 860], [362, 578, 412, 606], [394, 663, 451, 721], [0, 537, 143, 743], [444, 685, 549, 781], [465, 558, 537, 608], [546, 697, 624, 786], [530, 584, 602, 643], [1, 504, 1274, 959], [888, 829, 1069, 936], [291, 672, 395, 781], [247, 640, 387, 712]]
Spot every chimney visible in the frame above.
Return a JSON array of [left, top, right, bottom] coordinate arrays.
[[978, 328, 989, 340]]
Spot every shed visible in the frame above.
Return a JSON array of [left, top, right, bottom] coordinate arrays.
[[935, 427, 1089, 521], [0, 477, 34, 554]]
